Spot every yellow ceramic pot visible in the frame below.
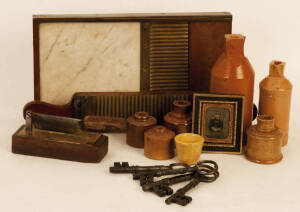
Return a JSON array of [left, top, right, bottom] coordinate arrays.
[[175, 133, 204, 165]]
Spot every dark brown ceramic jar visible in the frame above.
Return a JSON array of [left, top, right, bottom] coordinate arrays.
[[246, 115, 283, 164], [259, 61, 292, 146], [126, 112, 157, 148], [144, 125, 175, 160], [210, 34, 255, 133], [163, 100, 192, 134]]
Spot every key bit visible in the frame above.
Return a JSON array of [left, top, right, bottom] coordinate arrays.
[[165, 166, 219, 206], [153, 185, 173, 197], [122, 162, 129, 167], [165, 193, 193, 206], [165, 178, 199, 206], [114, 162, 121, 167], [142, 173, 194, 197]]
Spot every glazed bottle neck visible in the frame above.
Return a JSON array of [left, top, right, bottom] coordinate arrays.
[[225, 34, 245, 58], [256, 115, 275, 131], [269, 60, 285, 77], [174, 106, 188, 116]]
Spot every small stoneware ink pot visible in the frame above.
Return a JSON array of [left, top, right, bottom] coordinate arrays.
[[246, 115, 283, 164], [175, 133, 204, 165], [126, 112, 157, 148], [144, 125, 175, 160], [164, 100, 192, 134]]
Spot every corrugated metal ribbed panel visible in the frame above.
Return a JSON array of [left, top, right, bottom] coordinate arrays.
[[149, 23, 189, 91], [73, 92, 192, 123]]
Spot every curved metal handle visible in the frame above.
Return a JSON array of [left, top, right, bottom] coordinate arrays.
[[169, 163, 190, 170], [196, 160, 218, 171]]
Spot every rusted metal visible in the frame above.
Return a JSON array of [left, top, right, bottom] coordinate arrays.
[[109, 160, 219, 206]]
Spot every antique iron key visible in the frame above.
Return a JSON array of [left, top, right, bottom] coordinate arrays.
[[133, 163, 198, 186], [110, 162, 195, 185], [109, 160, 219, 206], [165, 164, 219, 206], [109, 162, 172, 174]]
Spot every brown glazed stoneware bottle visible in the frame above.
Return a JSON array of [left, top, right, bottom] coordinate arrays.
[[163, 100, 192, 134], [246, 115, 283, 164], [144, 125, 175, 160], [210, 34, 255, 134], [127, 112, 157, 148], [259, 61, 292, 146]]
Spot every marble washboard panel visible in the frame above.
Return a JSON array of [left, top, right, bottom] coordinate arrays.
[[39, 22, 140, 105]]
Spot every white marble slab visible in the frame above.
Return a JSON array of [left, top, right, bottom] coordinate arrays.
[[39, 22, 141, 105]]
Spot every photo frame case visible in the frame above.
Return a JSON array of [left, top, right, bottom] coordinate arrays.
[[192, 93, 244, 154]]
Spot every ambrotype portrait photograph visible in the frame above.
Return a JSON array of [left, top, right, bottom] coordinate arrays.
[[192, 93, 244, 154]]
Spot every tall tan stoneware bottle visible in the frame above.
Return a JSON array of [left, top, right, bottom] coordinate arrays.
[[210, 34, 255, 136], [259, 61, 292, 146]]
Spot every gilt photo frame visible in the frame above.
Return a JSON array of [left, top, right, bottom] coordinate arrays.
[[192, 93, 244, 154]]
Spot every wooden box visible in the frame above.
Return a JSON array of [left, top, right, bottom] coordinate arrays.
[[12, 112, 108, 162]]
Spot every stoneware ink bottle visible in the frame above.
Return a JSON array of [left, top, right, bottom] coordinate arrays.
[[164, 100, 192, 134], [210, 34, 255, 134], [126, 112, 157, 148], [259, 61, 292, 146]]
